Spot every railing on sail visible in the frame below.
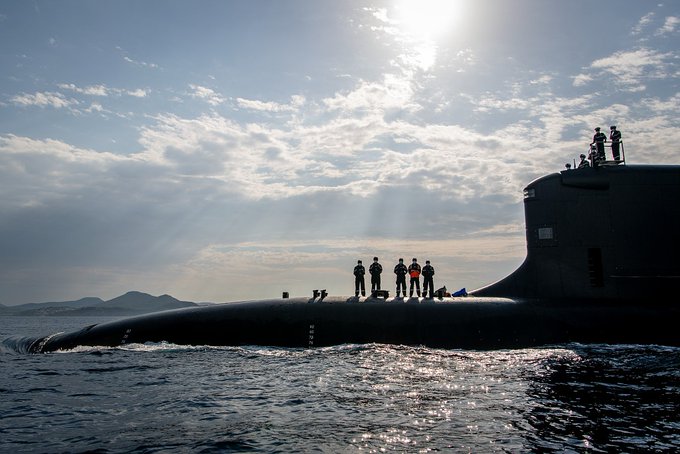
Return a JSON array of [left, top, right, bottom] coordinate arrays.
[[586, 140, 625, 167]]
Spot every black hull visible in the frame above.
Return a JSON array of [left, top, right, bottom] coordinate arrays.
[[28, 296, 680, 353]]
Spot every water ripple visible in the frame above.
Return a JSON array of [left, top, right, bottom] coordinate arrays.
[[2, 320, 679, 452]]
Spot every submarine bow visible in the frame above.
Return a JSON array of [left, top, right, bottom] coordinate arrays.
[[27, 164, 680, 352]]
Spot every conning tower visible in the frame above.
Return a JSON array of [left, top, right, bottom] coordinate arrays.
[[474, 164, 680, 302]]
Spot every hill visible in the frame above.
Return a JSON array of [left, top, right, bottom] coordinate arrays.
[[3, 292, 197, 316], [98, 291, 197, 313]]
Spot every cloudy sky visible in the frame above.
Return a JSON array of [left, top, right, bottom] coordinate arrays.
[[1, 0, 679, 305]]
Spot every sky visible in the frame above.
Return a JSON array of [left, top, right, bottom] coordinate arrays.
[[1, 0, 679, 305]]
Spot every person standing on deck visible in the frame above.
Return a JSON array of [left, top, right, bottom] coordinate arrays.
[[353, 260, 366, 297], [592, 127, 607, 163], [408, 258, 421, 297], [369, 257, 383, 294], [422, 260, 435, 299], [394, 258, 407, 297], [610, 126, 622, 161]]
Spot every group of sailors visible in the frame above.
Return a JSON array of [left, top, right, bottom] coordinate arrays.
[[353, 257, 435, 298], [571, 125, 623, 169]]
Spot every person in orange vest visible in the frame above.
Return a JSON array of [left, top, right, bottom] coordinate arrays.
[[408, 258, 421, 297]]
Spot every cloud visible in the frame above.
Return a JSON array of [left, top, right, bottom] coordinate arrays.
[[656, 16, 679, 35], [639, 93, 680, 113], [10, 91, 77, 109], [471, 94, 536, 113], [572, 73, 593, 87], [589, 48, 674, 91], [236, 95, 305, 112], [85, 102, 105, 113], [115, 46, 159, 69], [122, 56, 159, 69], [188, 84, 225, 106], [9, 85, 147, 117], [529, 75, 552, 85], [58, 83, 109, 96], [632, 12, 655, 36], [0, 134, 128, 209], [323, 74, 418, 114], [58, 83, 149, 98], [127, 88, 148, 98]]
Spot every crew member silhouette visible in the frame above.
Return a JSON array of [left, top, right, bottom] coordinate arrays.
[[422, 260, 435, 298], [610, 126, 622, 161], [408, 258, 421, 297], [353, 260, 365, 297], [369, 256, 382, 294], [592, 127, 607, 163], [394, 258, 407, 297], [578, 153, 590, 168]]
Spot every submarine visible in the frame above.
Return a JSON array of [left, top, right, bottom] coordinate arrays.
[[27, 162, 680, 353]]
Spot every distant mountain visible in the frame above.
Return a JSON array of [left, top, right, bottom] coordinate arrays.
[[10, 297, 104, 312], [98, 291, 197, 313], [3, 292, 198, 316]]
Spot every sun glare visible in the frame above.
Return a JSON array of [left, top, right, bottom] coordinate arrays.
[[392, 0, 463, 70], [395, 0, 461, 39]]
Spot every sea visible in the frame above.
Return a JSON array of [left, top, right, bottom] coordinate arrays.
[[1, 316, 679, 453]]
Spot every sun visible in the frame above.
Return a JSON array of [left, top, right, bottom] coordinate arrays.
[[395, 0, 462, 40], [391, 0, 464, 70]]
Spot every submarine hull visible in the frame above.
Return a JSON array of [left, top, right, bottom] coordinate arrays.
[[28, 296, 680, 353]]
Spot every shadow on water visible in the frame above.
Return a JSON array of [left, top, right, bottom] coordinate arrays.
[[521, 344, 680, 452]]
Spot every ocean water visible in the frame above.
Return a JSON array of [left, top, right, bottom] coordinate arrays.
[[1, 316, 680, 453]]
